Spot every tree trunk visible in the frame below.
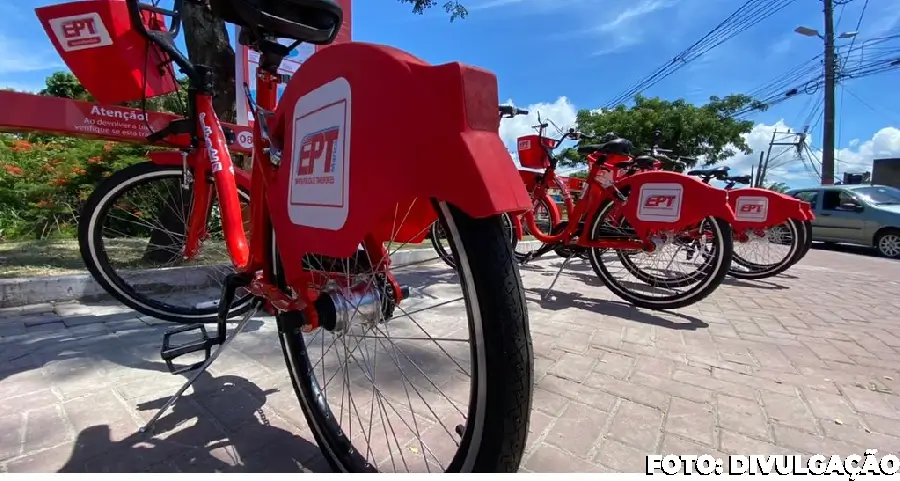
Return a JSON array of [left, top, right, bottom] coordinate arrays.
[[144, 4, 238, 263], [181, 1, 237, 122]]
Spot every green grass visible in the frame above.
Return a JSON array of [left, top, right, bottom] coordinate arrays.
[[0, 237, 439, 279]]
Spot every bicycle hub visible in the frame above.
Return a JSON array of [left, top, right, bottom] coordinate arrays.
[[315, 277, 410, 333]]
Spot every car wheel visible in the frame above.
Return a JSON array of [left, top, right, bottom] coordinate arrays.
[[875, 229, 900, 259]]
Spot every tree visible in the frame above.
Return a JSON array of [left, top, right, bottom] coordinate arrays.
[[565, 94, 766, 169], [765, 182, 790, 193], [40, 72, 91, 101]]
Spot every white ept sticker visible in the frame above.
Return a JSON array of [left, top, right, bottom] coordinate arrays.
[[287, 77, 351, 230], [49, 13, 113, 52], [517, 139, 531, 150], [636, 183, 683, 222], [734, 196, 768, 222]]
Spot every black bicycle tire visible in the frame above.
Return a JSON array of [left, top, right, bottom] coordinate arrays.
[[78, 162, 254, 323], [274, 200, 534, 472]]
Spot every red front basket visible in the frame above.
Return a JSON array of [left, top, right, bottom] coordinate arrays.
[[36, 0, 178, 105], [516, 135, 556, 169]]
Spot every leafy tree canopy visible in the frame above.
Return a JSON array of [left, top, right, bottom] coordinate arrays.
[[40, 72, 91, 101], [562, 94, 766, 169], [765, 182, 790, 193], [399, 0, 467, 20]]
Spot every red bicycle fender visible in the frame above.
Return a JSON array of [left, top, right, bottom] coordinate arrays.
[[728, 188, 807, 231], [614, 171, 736, 238], [266, 42, 531, 263], [148, 150, 252, 191]]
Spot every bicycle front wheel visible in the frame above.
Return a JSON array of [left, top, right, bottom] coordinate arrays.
[[588, 201, 733, 310], [274, 200, 534, 472], [429, 213, 517, 269], [78, 162, 255, 323]]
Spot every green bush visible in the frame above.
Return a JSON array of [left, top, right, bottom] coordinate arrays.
[[0, 133, 150, 240]]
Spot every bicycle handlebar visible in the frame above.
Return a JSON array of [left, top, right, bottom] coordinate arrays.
[[499, 104, 529, 118]]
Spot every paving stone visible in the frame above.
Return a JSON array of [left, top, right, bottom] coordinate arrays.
[[544, 402, 608, 458], [716, 394, 771, 441], [606, 400, 663, 451], [22, 405, 71, 453], [1, 248, 900, 472], [584, 372, 669, 410], [524, 443, 605, 473], [665, 398, 715, 447], [593, 437, 648, 473]]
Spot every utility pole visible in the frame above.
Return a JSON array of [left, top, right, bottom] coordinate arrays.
[[822, 0, 836, 185], [758, 131, 778, 188], [758, 130, 806, 188]]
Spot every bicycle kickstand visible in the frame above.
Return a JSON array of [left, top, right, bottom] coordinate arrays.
[[139, 304, 258, 434], [542, 255, 573, 302]]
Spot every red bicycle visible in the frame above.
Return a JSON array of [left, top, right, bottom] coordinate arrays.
[[45, 0, 534, 472], [686, 166, 814, 279], [509, 118, 736, 310]]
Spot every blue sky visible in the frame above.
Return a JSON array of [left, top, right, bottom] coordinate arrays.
[[1, 0, 899, 188]]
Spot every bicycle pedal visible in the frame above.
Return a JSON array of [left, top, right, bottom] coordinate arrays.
[[160, 323, 220, 375]]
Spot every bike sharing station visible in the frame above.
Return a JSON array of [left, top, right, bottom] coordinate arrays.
[[0, 0, 836, 474]]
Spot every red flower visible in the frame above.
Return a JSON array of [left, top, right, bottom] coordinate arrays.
[[3, 164, 23, 176]]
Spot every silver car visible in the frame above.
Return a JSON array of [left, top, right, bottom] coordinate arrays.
[[786, 184, 900, 259]]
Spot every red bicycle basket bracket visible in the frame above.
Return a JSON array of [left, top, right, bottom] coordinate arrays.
[[36, 0, 178, 104], [516, 135, 556, 169]]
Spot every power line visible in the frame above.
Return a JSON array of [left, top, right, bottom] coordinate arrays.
[[842, 85, 900, 124], [601, 0, 799, 109]]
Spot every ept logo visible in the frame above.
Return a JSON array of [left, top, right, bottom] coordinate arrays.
[[636, 184, 683, 222], [734, 196, 768, 222], [296, 127, 340, 179], [50, 13, 112, 52], [644, 195, 677, 208]]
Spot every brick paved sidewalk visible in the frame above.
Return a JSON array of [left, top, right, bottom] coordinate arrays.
[[1, 245, 900, 472]]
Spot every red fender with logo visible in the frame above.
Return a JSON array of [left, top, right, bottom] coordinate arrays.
[[613, 171, 736, 239], [727, 187, 808, 231], [267, 42, 532, 268]]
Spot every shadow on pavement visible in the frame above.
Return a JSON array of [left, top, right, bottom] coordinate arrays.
[[55, 370, 327, 472], [810, 241, 880, 258], [526, 288, 709, 331], [722, 277, 790, 290]]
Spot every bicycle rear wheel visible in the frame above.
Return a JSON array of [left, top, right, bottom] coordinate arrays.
[[727, 219, 804, 280], [78, 162, 255, 323], [588, 201, 733, 310], [274, 200, 534, 472]]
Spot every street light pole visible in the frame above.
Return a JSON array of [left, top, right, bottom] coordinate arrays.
[[822, 0, 836, 185]]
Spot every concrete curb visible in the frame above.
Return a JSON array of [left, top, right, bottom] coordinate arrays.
[[0, 242, 542, 308]]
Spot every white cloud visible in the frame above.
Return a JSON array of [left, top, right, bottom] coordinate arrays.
[[596, 0, 674, 33], [590, 0, 675, 55], [0, 35, 62, 75], [719, 121, 900, 186], [498, 96, 578, 148], [836, 127, 900, 172]]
